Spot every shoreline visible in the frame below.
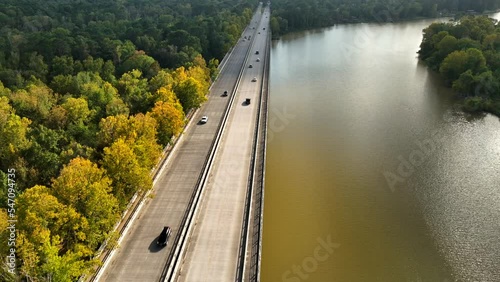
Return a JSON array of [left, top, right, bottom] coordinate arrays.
[[271, 9, 500, 39]]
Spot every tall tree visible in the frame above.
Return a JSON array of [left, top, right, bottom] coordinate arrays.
[[149, 100, 185, 146], [102, 138, 152, 208], [52, 157, 119, 249]]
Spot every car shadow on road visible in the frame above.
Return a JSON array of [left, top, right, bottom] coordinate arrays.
[[148, 237, 164, 253]]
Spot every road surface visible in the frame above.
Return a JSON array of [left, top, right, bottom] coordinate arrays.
[[177, 6, 270, 282]]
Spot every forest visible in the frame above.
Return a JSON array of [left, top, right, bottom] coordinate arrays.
[[269, 0, 500, 37], [419, 16, 500, 115], [0, 0, 256, 280]]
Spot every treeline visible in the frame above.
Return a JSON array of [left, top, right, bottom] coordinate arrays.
[[269, 0, 500, 37], [419, 16, 500, 115], [0, 0, 256, 89], [0, 0, 256, 280]]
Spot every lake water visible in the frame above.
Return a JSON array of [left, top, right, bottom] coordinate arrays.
[[262, 13, 500, 282]]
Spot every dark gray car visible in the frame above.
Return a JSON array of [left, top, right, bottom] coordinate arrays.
[[157, 226, 171, 247]]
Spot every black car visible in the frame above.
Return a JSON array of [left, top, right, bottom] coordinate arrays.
[[157, 226, 171, 247]]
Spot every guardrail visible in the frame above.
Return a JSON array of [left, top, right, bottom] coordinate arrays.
[[159, 11, 263, 282]]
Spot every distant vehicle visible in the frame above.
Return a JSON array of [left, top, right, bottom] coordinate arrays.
[[200, 116, 208, 124], [263, 27, 266, 30], [258, 32, 261, 34], [255, 50, 259, 55], [249, 64, 253, 68], [245, 98, 251, 105], [157, 226, 171, 247], [252, 77, 257, 82], [256, 58, 261, 62], [222, 90, 228, 96]]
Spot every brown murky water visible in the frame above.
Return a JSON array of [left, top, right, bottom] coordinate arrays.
[[262, 13, 500, 282]]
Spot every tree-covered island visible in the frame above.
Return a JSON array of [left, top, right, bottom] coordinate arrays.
[[419, 15, 500, 115]]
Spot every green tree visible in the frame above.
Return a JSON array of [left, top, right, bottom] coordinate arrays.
[[50, 56, 75, 78], [9, 83, 56, 122], [118, 50, 160, 79], [61, 97, 92, 125], [207, 58, 219, 80], [452, 70, 475, 95], [440, 48, 487, 82], [117, 69, 153, 114], [79, 81, 121, 120], [149, 70, 174, 94], [50, 74, 77, 95], [106, 97, 130, 117], [23, 125, 66, 185], [22, 52, 49, 82], [83, 56, 104, 74]]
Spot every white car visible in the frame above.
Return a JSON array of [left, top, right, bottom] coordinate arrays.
[[200, 116, 208, 124], [252, 77, 257, 82]]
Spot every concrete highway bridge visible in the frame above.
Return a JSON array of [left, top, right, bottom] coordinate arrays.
[[87, 3, 270, 282]]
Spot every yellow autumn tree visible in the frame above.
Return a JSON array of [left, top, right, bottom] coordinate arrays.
[[102, 138, 153, 208], [154, 85, 183, 112], [172, 66, 207, 111], [98, 113, 161, 169], [15, 185, 94, 281], [150, 100, 185, 146], [98, 114, 132, 147], [52, 157, 119, 250], [0, 96, 32, 169], [130, 113, 161, 169]]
